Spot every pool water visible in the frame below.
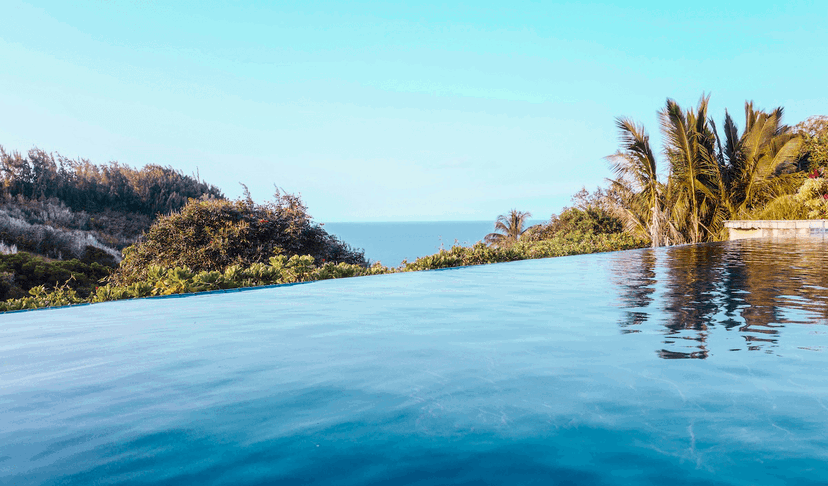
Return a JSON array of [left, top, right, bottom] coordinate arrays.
[[2, 239, 828, 485]]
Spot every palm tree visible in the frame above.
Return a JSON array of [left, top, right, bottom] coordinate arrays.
[[716, 102, 802, 219], [606, 117, 673, 247], [484, 209, 532, 247], [659, 95, 722, 244], [609, 95, 804, 246]]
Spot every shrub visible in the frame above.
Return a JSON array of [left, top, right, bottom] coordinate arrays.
[[0, 252, 112, 300], [0, 228, 647, 312], [527, 206, 622, 241], [0, 284, 84, 312], [404, 232, 647, 271], [749, 174, 828, 220], [112, 192, 366, 285]]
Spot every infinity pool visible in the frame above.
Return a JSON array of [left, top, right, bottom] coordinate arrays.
[[2, 239, 828, 485]]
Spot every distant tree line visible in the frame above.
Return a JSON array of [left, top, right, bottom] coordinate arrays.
[[0, 146, 224, 217]]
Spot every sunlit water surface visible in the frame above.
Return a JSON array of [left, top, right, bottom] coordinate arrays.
[[3, 239, 828, 485]]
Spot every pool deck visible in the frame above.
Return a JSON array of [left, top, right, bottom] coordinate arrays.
[[724, 220, 828, 240]]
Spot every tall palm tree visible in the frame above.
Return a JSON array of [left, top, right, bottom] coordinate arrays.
[[606, 118, 673, 247], [659, 95, 722, 244], [484, 209, 532, 247]]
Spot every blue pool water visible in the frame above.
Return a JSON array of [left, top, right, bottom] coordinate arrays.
[[3, 239, 828, 485]]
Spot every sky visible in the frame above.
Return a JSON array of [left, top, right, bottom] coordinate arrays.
[[1, 1, 827, 222]]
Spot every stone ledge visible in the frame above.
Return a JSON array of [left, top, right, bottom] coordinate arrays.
[[724, 220, 828, 240]]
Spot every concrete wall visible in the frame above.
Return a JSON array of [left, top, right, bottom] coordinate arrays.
[[724, 220, 828, 240]]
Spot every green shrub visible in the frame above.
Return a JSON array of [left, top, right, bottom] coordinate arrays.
[[527, 206, 623, 241], [0, 284, 84, 312], [112, 193, 366, 285], [0, 252, 111, 300], [749, 175, 828, 220], [404, 231, 647, 271], [1, 231, 646, 312]]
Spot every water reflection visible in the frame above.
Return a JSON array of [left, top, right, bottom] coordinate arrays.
[[613, 239, 828, 359]]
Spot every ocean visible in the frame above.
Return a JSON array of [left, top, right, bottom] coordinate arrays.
[[322, 220, 544, 267]]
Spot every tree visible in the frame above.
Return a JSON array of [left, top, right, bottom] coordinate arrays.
[[716, 103, 801, 219], [659, 95, 722, 244], [484, 209, 532, 247], [794, 115, 828, 171], [606, 118, 673, 247], [609, 95, 806, 246]]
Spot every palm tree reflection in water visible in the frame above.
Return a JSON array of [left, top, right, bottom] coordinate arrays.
[[612, 239, 828, 359]]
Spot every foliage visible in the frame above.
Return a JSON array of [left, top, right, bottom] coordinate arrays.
[[527, 207, 622, 241], [0, 252, 111, 301], [112, 192, 367, 285], [609, 96, 804, 245], [527, 188, 623, 241], [484, 209, 533, 247], [750, 174, 828, 220], [795, 116, 828, 170], [1, 231, 647, 312], [0, 254, 387, 311], [0, 284, 85, 311], [0, 146, 223, 217], [404, 232, 647, 271]]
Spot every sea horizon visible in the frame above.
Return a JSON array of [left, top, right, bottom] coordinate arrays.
[[322, 220, 546, 267]]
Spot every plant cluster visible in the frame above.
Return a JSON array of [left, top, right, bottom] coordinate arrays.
[[112, 193, 367, 285], [526, 188, 623, 241], [608, 96, 805, 246], [0, 252, 112, 301], [751, 173, 828, 220], [795, 116, 828, 170], [0, 147, 223, 217], [0, 228, 647, 312], [405, 232, 646, 271], [0, 254, 389, 311]]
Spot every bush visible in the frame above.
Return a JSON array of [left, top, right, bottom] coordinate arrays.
[[527, 206, 622, 241], [0, 228, 648, 312], [0, 252, 111, 300], [112, 192, 367, 285], [404, 232, 647, 271], [0, 254, 389, 311], [0, 284, 85, 311], [749, 174, 828, 220]]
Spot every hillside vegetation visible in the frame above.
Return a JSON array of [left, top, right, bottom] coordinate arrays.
[[1, 183, 646, 312], [3, 98, 825, 312], [0, 146, 223, 259]]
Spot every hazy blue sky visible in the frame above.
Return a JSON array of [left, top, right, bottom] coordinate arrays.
[[2, 1, 827, 221]]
